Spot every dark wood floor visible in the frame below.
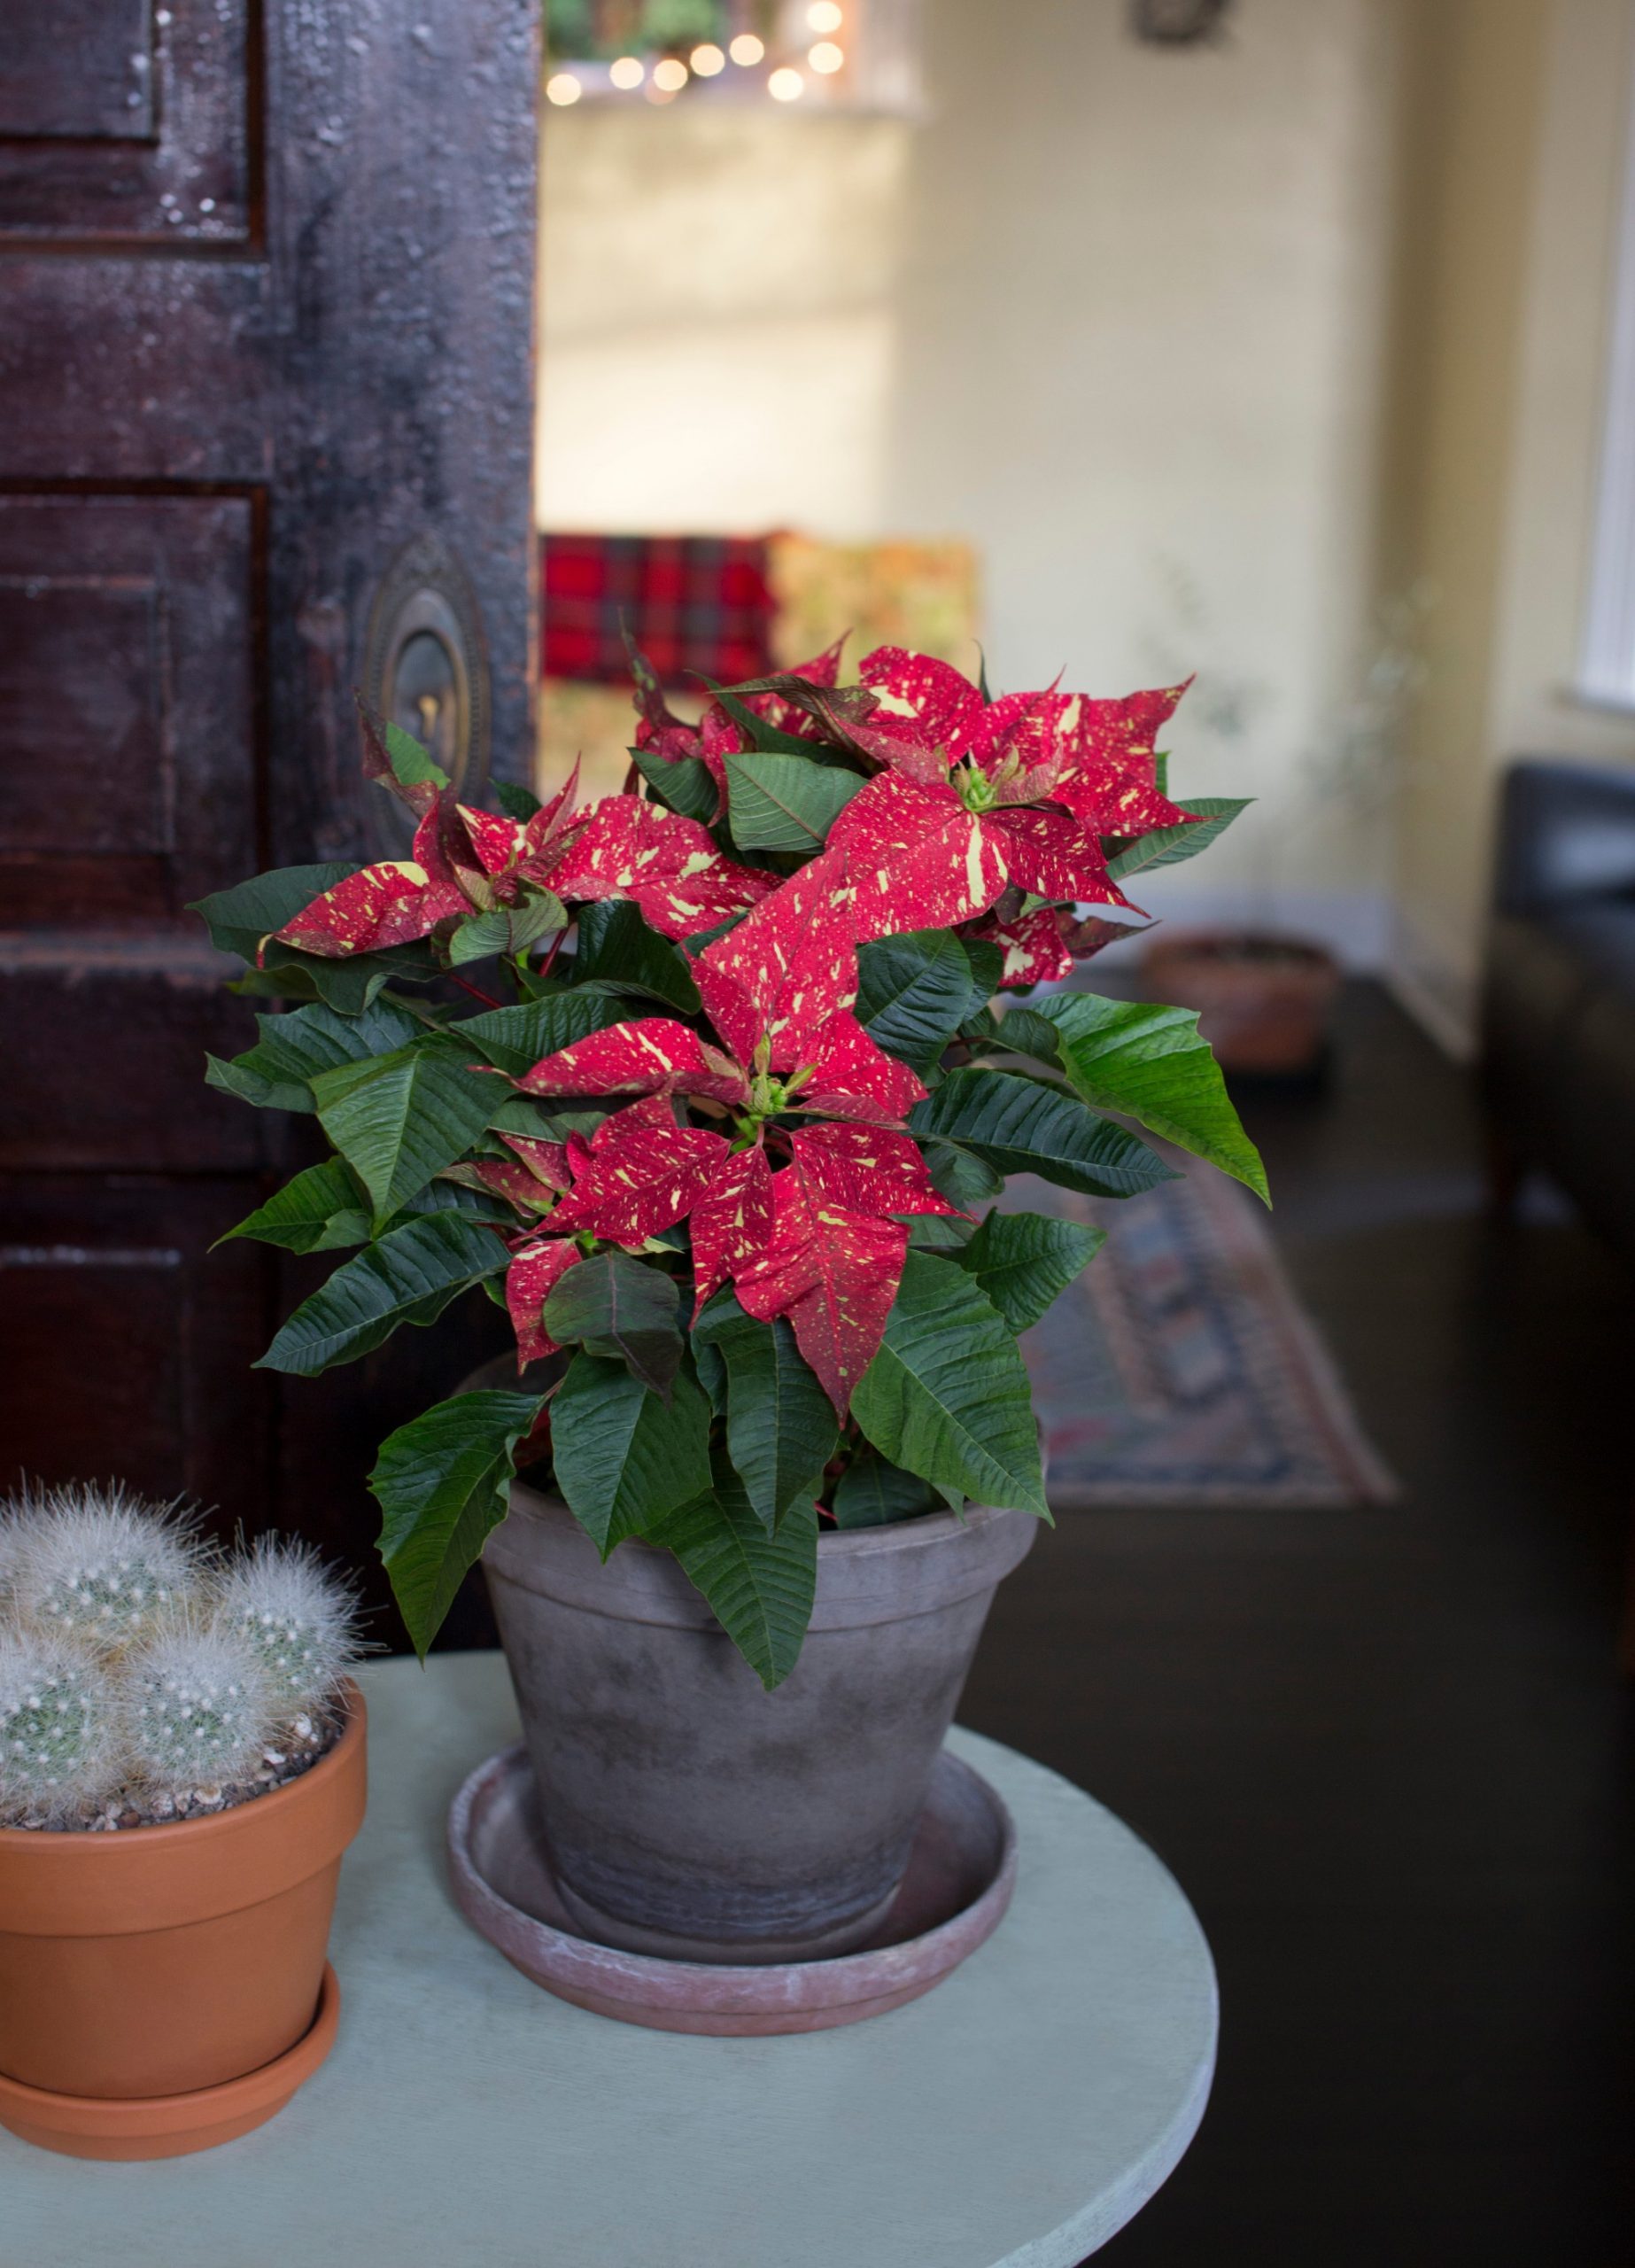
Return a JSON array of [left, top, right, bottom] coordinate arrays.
[[958, 983, 1635, 2266]]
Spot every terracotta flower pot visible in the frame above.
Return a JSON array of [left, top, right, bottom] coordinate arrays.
[[1141, 928, 1341, 1076], [0, 1682, 366, 2159], [484, 1490, 1037, 1964]]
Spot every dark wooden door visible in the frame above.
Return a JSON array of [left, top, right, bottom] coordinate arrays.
[[0, 1, 537, 1606]]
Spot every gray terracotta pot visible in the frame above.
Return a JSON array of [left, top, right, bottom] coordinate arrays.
[[483, 1488, 1038, 1964]]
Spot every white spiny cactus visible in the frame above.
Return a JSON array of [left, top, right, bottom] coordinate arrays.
[[0, 1633, 128, 1825], [212, 1536, 360, 1718], [4, 1481, 201, 1656], [126, 1620, 278, 1792], [0, 1482, 360, 1826]]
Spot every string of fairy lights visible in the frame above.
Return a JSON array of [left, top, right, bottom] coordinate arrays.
[[546, 1, 849, 107]]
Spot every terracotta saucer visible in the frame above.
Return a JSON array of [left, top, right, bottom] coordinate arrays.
[[0, 1963, 340, 2161], [447, 1744, 1018, 2036]]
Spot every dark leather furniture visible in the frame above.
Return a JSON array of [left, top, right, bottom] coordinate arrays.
[[1482, 759, 1635, 1268]]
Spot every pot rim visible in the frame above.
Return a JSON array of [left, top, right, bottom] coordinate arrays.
[[0, 1677, 366, 1858]]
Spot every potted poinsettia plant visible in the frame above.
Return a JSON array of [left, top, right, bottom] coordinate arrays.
[[193, 640, 1265, 1965]]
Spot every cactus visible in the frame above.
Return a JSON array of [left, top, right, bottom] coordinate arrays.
[[4, 1481, 201, 1656], [127, 1621, 279, 1794], [213, 1537, 360, 1720], [0, 1633, 127, 1826], [0, 1479, 362, 1829]]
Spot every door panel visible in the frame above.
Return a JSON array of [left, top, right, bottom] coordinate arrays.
[[0, 493, 260, 923], [0, 0, 256, 248]]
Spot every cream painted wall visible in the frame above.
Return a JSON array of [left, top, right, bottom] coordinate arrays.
[[537, 3, 1414, 962], [1386, 0, 1635, 1052]]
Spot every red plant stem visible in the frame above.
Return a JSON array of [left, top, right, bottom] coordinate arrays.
[[447, 972, 503, 1009], [537, 928, 567, 981]]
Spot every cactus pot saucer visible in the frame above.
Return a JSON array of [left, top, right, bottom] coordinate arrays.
[[447, 1739, 1018, 2036], [0, 1962, 340, 2160]]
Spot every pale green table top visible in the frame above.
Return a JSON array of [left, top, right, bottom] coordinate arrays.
[[4, 1653, 1217, 2268]]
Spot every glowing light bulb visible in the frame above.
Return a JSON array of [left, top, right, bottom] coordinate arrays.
[[608, 54, 644, 89], [767, 66, 804, 100], [545, 71, 582, 105], [652, 56, 688, 90], [808, 40, 843, 72], [808, 1, 843, 28], [690, 42, 725, 75], [729, 33, 764, 66]]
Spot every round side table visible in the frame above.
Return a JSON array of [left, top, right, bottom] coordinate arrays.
[[1, 1653, 1217, 2266]]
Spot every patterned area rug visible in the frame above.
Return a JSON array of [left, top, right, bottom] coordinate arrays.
[[1017, 1168, 1397, 1509]]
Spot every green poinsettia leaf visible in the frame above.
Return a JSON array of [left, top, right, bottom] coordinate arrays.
[[494, 779, 543, 822], [255, 1214, 507, 1377], [910, 1068, 1174, 1199], [448, 887, 568, 967], [961, 936, 1004, 1013], [644, 1456, 818, 1690], [722, 750, 864, 855], [704, 682, 818, 757], [694, 1291, 837, 1534], [632, 750, 719, 823], [190, 864, 361, 962], [543, 1250, 685, 1401], [850, 1251, 1049, 1518], [214, 1159, 366, 1254], [570, 899, 702, 1015], [830, 1444, 945, 1529], [454, 990, 636, 1077], [1105, 796, 1252, 880], [370, 1389, 544, 1658], [920, 1136, 1005, 1209], [207, 998, 426, 1115], [550, 1350, 712, 1555], [312, 1045, 500, 1226], [953, 1208, 1105, 1332], [1033, 992, 1269, 1202], [854, 928, 979, 1076]]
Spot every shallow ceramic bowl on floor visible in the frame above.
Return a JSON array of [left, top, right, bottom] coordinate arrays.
[[447, 1741, 1017, 2036]]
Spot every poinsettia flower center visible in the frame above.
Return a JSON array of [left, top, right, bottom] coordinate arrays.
[[956, 763, 1000, 813]]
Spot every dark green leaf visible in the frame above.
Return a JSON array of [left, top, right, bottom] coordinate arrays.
[[1034, 992, 1269, 1201], [722, 750, 864, 855], [910, 1068, 1174, 1198], [854, 929, 978, 1075], [543, 1250, 685, 1399], [830, 1445, 943, 1528], [484, 1094, 607, 1141], [214, 1160, 366, 1254], [1105, 796, 1252, 880], [235, 939, 442, 1015], [256, 1214, 506, 1377], [920, 1136, 1004, 1209], [694, 1292, 837, 1532], [455, 989, 635, 1077], [570, 900, 701, 1014], [494, 779, 543, 821], [905, 1212, 978, 1249], [190, 865, 361, 962], [961, 936, 1003, 1011], [371, 1389, 544, 1658], [645, 1459, 818, 1689], [632, 750, 719, 823], [205, 996, 426, 1114], [550, 1351, 712, 1554], [954, 1209, 1105, 1332], [313, 1046, 501, 1224], [448, 887, 567, 967], [850, 1252, 1049, 1518]]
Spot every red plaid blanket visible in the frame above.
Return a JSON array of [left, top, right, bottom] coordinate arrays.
[[540, 533, 774, 688]]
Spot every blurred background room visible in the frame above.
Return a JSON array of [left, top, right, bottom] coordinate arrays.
[[3, 0, 1633, 2257]]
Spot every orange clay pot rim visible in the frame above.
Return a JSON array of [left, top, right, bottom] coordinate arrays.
[[0, 1678, 366, 1854], [0, 1962, 340, 2134]]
